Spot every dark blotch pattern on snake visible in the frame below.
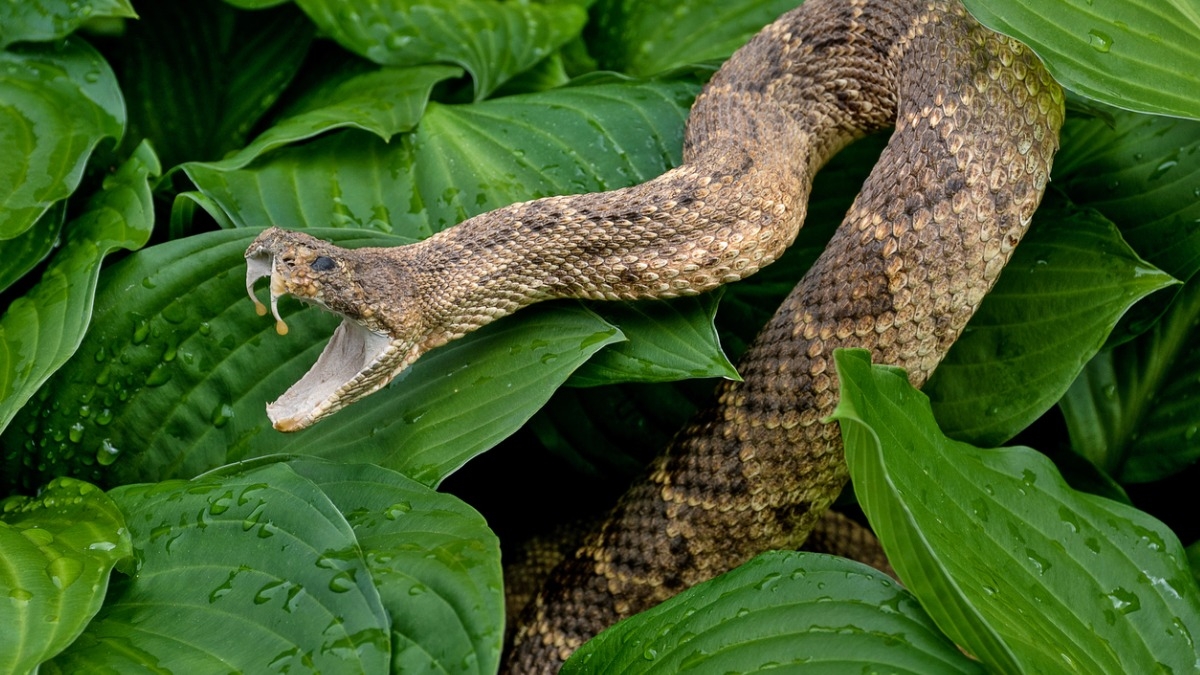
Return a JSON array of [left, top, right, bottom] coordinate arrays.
[[244, 0, 1064, 671]]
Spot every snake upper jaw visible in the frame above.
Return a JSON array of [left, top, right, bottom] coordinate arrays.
[[245, 231, 418, 432]]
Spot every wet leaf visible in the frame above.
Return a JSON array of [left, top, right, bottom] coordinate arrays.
[[833, 348, 1200, 674], [963, 0, 1200, 119], [294, 0, 586, 99], [924, 198, 1176, 446], [0, 38, 124, 239], [0, 0, 136, 48], [0, 478, 131, 673], [45, 463, 390, 672], [1061, 272, 1200, 482], [569, 293, 738, 387], [564, 551, 982, 674], [587, 0, 800, 76], [287, 459, 503, 675], [0, 141, 158, 443]]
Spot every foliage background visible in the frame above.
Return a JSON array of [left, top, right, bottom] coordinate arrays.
[[1, 0, 1199, 672]]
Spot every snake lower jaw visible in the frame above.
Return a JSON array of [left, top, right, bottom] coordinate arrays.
[[246, 244, 416, 432]]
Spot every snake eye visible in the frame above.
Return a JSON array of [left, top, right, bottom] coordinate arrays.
[[311, 256, 336, 272]]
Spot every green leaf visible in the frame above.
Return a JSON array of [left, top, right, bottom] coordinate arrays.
[[0, 38, 124, 239], [832, 348, 1200, 674], [587, 0, 799, 76], [187, 64, 463, 173], [1060, 271, 1200, 482], [294, 0, 586, 99], [181, 79, 699, 239], [287, 459, 504, 675], [5, 228, 623, 489], [0, 477, 132, 673], [0, 141, 158, 443], [0, 200, 64, 294], [1055, 111, 1200, 283], [962, 0, 1200, 119], [923, 198, 1176, 446], [116, 1, 313, 168], [46, 463, 390, 672], [1052, 110, 1200, 347], [564, 550, 982, 674], [0, 0, 136, 47], [568, 293, 738, 387]]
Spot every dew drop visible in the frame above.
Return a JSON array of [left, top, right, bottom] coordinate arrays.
[[47, 556, 84, 590], [329, 569, 357, 593], [1106, 588, 1141, 614], [8, 588, 33, 605], [1087, 29, 1112, 53], [384, 502, 411, 520], [96, 439, 120, 466]]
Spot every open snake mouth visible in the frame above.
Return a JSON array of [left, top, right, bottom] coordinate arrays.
[[245, 249, 396, 431]]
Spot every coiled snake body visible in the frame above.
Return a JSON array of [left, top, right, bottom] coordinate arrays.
[[245, 0, 1064, 670]]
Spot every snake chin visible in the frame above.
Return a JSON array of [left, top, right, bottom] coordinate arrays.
[[245, 244, 400, 432]]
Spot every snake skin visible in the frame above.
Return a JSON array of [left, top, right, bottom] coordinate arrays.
[[245, 0, 1063, 670]]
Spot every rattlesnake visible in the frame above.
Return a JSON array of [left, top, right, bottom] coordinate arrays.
[[245, 0, 1063, 670]]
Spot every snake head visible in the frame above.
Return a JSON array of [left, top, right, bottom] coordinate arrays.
[[245, 227, 424, 432]]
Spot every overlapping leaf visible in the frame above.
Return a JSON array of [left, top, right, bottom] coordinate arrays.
[[924, 198, 1175, 446], [0, 141, 158, 445], [1061, 273, 1200, 483], [295, 0, 586, 99], [565, 551, 982, 674], [46, 463, 391, 672], [181, 79, 699, 240], [0, 0, 136, 48], [5, 228, 623, 489], [1055, 112, 1200, 283], [0, 201, 64, 294], [287, 459, 504, 674], [569, 293, 738, 387], [0, 478, 131, 673], [0, 38, 124, 239], [187, 64, 463, 173], [963, 0, 1200, 118], [833, 349, 1200, 674]]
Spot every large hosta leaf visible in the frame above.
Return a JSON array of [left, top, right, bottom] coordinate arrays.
[[295, 0, 586, 100], [923, 198, 1175, 446], [287, 459, 503, 675], [1061, 272, 1200, 483], [565, 551, 981, 674], [0, 478, 131, 673], [5, 228, 623, 489], [181, 79, 699, 240], [0, 0, 136, 47], [587, 0, 799, 76], [46, 463, 390, 672], [833, 349, 1200, 674], [0, 141, 158, 444], [963, 0, 1200, 119], [0, 38, 124, 239]]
